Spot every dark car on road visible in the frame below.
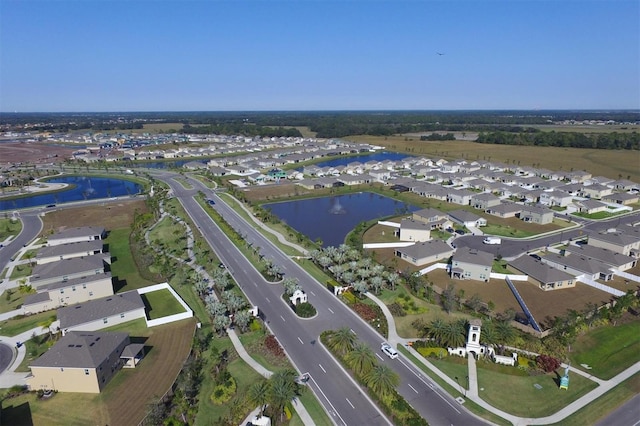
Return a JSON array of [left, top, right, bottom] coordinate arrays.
[[455, 229, 465, 235]]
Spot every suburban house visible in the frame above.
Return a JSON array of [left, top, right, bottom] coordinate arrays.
[[518, 205, 554, 225], [36, 240, 105, 265], [411, 208, 451, 230], [509, 255, 576, 291], [394, 240, 454, 267], [539, 191, 573, 208], [448, 209, 487, 228], [602, 192, 639, 205], [582, 183, 613, 199], [447, 189, 474, 205], [29, 255, 109, 288], [564, 244, 637, 272], [58, 291, 146, 336], [27, 331, 145, 393], [587, 227, 640, 257], [541, 253, 615, 281], [22, 272, 114, 315], [573, 199, 608, 215], [397, 219, 431, 242], [46, 226, 106, 247], [485, 202, 522, 218], [450, 247, 494, 281], [470, 193, 501, 210]]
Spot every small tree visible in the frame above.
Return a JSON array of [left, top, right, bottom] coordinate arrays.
[[536, 354, 561, 373]]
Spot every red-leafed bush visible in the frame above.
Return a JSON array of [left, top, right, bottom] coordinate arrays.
[[352, 302, 378, 322], [536, 354, 561, 373], [264, 334, 285, 358]]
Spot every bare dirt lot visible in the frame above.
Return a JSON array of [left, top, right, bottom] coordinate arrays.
[[39, 199, 148, 236], [102, 319, 196, 426], [0, 141, 75, 165]]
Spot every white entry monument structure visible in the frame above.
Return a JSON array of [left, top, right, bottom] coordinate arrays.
[[448, 319, 517, 366]]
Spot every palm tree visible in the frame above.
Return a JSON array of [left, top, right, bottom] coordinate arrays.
[[369, 275, 385, 294], [428, 318, 447, 345], [363, 364, 399, 399], [267, 369, 300, 424], [345, 342, 376, 376], [248, 379, 270, 416], [233, 310, 252, 333], [326, 327, 356, 356], [442, 320, 466, 348], [385, 271, 400, 291], [37, 315, 58, 340]]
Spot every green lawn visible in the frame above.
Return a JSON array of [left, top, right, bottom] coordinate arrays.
[[399, 347, 511, 426], [141, 289, 186, 320], [147, 216, 190, 261], [481, 223, 537, 238], [0, 218, 23, 241], [106, 228, 155, 291], [573, 211, 625, 220], [0, 289, 27, 314], [475, 361, 598, 418], [9, 264, 32, 280], [0, 311, 55, 337], [429, 356, 598, 418], [568, 321, 640, 379]]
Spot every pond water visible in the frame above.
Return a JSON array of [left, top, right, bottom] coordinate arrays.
[[0, 176, 143, 211], [264, 192, 419, 247]]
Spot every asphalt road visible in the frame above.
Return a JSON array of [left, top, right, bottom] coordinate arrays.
[[160, 172, 486, 426], [453, 211, 640, 259], [595, 393, 640, 426], [0, 343, 13, 373]]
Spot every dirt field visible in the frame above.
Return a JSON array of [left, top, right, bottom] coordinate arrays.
[[102, 319, 196, 426], [39, 199, 147, 236], [0, 142, 75, 165]]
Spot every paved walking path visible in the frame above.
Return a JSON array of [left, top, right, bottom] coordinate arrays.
[[366, 291, 640, 425]]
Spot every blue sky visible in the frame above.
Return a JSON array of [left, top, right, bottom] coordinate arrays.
[[1, 0, 638, 112]]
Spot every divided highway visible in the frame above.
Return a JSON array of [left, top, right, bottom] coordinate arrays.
[[159, 172, 487, 426]]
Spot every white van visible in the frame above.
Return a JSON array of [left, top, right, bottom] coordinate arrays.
[[483, 237, 502, 245], [381, 342, 398, 359]]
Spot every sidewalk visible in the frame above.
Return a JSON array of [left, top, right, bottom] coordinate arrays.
[[366, 290, 640, 426]]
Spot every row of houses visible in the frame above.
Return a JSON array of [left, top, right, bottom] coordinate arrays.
[[392, 224, 640, 292]]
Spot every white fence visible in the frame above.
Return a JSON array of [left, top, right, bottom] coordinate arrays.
[[576, 275, 624, 297], [138, 283, 194, 327], [362, 242, 415, 249], [377, 220, 401, 228], [613, 270, 640, 283], [418, 263, 448, 276], [490, 273, 528, 281]]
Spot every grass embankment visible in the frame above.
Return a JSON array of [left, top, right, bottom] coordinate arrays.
[[0, 290, 27, 314], [147, 215, 191, 262], [0, 311, 53, 337], [547, 372, 640, 426], [568, 321, 640, 380], [106, 228, 155, 292], [0, 218, 23, 241]]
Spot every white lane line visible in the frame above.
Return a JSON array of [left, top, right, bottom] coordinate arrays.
[[346, 398, 355, 409], [310, 291, 316, 296], [265, 297, 271, 303], [328, 307, 334, 314], [297, 337, 304, 345], [408, 383, 419, 394], [350, 328, 356, 334], [280, 315, 286, 322], [319, 364, 327, 373], [375, 353, 384, 361], [397, 358, 459, 413], [308, 374, 347, 426]]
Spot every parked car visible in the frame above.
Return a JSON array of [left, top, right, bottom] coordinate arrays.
[[455, 229, 466, 235], [529, 253, 542, 261], [381, 342, 398, 359]]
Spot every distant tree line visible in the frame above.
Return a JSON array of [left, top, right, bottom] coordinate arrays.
[[476, 131, 639, 150], [180, 124, 302, 138], [420, 133, 456, 141]]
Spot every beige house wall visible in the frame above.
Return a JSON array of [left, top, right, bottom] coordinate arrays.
[[24, 276, 113, 315], [399, 228, 431, 242], [61, 307, 146, 335], [28, 367, 101, 393], [36, 249, 103, 265]]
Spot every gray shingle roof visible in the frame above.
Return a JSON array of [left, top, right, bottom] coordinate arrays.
[[48, 226, 105, 242], [37, 240, 104, 260], [37, 272, 112, 292], [453, 247, 494, 267], [564, 244, 635, 268], [396, 240, 453, 259], [31, 255, 107, 281], [58, 291, 145, 329], [509, 255, 575, 284], [30, 331, 129, 369]]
